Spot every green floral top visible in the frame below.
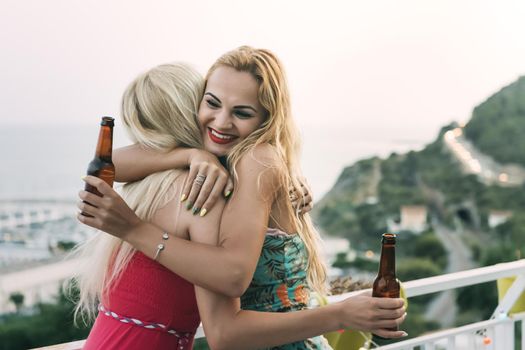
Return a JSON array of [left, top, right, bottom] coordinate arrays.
[[240, 228, 332, 350]]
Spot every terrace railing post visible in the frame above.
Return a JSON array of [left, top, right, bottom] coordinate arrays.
[[494, 320, 513, 350], [491, 274, 525, 318], [522, 318, 525, 350]]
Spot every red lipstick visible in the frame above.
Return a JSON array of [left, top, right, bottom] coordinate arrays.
[[207, 128, 237, 145]]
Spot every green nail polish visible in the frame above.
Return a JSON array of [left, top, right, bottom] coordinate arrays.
[[186, 202, 193, 210], [192, 207, 200, 215], [225, 190, 232, 198]]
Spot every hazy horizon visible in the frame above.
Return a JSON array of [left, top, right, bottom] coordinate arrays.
[[2, 0, 525, 196]]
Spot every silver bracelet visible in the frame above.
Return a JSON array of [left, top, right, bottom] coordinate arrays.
[[153, 232, 169, 261]]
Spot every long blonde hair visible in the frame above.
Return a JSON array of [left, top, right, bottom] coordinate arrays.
[[206, 46, 328, 295], [70, 63, 204, 322]]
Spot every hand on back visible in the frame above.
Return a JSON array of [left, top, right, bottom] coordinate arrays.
[[181, 148, 314, 216], [180, 149, 233, 217], [289, 177, 314, 214]]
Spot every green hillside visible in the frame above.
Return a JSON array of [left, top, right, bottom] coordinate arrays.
[[314, 76, 525, 253], [464, 76, 525, 166], [313, 76, 525, 338]]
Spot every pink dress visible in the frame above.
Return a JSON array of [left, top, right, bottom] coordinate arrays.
[[83, 251, 200, 350]]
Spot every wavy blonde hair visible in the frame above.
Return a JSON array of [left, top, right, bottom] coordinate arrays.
[[70, 62, 204, 323], [206, 46, 328, 295]]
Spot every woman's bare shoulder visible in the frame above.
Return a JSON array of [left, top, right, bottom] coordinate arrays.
[[234, 144, 284, 203], [237, 144, 283, 173]]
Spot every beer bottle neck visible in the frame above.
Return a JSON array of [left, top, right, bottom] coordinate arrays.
[[95, 125, 113, 161], [378, 242, 396, 277]]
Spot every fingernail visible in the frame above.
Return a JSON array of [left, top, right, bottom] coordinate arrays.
[[81, 175, 86, 181], [186, 202, 193, 210], [224, 190, 232, 198], [401, 332, 408, 337], [192, 207, 200, 215], [180, 193, 187, 202], [199, 208, 207, 217]]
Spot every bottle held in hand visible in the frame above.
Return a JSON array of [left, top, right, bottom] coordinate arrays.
[[82, 117, 115, 215], [372, 233, 401, 331]]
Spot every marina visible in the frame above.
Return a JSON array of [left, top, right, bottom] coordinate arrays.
[[0, 200, 92, 268]]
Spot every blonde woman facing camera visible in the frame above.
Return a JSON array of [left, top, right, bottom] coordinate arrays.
[[76, 47, 406, 350]]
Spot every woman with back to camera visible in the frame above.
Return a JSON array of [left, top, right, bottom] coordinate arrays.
[[76, 46, 407, 349]]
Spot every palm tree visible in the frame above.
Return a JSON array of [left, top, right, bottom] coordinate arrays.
[[9, 291, 24, 313]]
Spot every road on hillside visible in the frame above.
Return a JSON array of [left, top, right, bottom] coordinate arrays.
[[443, 129, 525, 186], [424, 218, 476, 327]]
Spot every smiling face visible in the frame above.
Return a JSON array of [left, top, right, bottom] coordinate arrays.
[[198, 66, 267, 157]]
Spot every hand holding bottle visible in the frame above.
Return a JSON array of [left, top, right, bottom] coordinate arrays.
[[78, 175, 142, 240], [337, 290, 407, 339]]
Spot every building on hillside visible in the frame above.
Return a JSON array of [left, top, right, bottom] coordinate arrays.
[[488, 210, 513, 228], [387, 205, 428, 234]]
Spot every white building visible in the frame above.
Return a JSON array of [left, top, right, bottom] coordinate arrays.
[[488, 210, 513, 228], [388, 205, 428, 234]]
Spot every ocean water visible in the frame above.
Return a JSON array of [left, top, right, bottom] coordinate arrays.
[[0, 123, 427, 267], [0, 123, 427, 201], [0, 124, 131, 200]]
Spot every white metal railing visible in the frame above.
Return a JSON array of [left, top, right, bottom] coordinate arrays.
[[329, 259, 525, 350], [327, 258, 525, 303], [32, 259, 525, 350], [377, 312, 525, 350]]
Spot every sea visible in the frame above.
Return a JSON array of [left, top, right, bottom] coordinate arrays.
[[0, 123, 428, 267]]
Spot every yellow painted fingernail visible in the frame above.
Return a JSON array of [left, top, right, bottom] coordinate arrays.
[[81, 175, 87, 180], [180, 193, 187, 202], [199, 208, 207, 217]]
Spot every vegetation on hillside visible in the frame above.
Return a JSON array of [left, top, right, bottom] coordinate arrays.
[[464, 76, 525, 166], [0, 286, 90, 350], [313, 76, 525, 340]]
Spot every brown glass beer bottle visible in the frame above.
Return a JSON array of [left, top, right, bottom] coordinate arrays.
[[373, 233, 400, 331], [85, 116, 115, 196]]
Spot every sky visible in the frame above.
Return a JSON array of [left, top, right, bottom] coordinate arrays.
[[1, 0, 525, 196]]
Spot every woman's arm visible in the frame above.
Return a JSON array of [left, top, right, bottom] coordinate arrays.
[[113, 144, 193, 183], [78, 181, 244, 297], [184, 169, 407, 349], [195, 288, 407, 350], [78, 145, 280, 296], [114, 145, 233, 210]]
